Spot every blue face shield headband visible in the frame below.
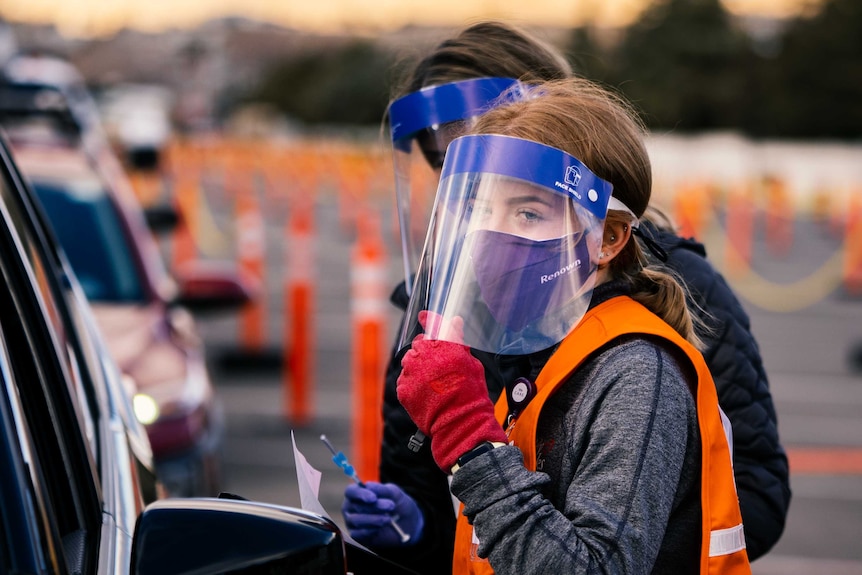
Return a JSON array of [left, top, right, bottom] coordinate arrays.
[[389, 77, 521, 151], [389, 77, 523, 296], [439, 134, 615, 221], [400, 134, 624, 356]]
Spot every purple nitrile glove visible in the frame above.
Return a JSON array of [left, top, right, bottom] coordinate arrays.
[[342, 481, 424, 548]]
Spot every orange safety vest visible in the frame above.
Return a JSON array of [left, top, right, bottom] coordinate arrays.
[[452, 296, 751, 575]]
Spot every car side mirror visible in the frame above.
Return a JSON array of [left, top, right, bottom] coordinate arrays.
[[131, 498, 346, 575], [131, 498, 421, 575], [143, 203, 180, 235], [173, 261, 256, 313]]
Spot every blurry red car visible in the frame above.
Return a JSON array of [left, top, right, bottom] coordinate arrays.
[[11, 140, 252, 497]]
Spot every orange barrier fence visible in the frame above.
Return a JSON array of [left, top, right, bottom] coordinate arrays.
[[284, 196, 315, 426], [350, 210, 389, 482], [158, 135, 862, 347]]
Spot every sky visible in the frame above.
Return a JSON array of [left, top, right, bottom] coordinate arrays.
[[1, 0, 820, 38]]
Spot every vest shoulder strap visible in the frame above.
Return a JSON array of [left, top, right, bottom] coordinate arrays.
[[494, 295, 690, 468]]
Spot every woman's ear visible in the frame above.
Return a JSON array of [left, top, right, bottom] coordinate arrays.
[[597, 219, 633, 264]]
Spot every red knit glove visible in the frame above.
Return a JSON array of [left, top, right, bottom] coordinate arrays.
[[397, 312, 507, 472]]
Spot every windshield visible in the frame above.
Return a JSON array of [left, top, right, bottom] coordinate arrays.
[[30, 178, 146, 303]]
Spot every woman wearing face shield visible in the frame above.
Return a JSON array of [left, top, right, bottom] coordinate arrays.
[[340, 23, 573, 575], [394, 78, 752, 574]]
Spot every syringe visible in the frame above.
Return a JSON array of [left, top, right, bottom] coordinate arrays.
[[320, 434, 411, 543]]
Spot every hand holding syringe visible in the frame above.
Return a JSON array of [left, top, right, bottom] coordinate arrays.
[[320, 434, 411, 543]]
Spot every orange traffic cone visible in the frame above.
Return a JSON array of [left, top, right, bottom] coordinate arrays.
[[724, 184, 755, 278], [350, 209, 389, 482], [170, 167, 199, 270], [233, 167, 267, 353], [284, 196, 315, 426], [764, 176, 794, 258]]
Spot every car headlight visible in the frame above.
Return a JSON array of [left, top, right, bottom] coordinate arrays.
[[133, 393, 160, 425]]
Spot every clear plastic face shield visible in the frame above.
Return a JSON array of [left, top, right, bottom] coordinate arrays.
[[399, 134, 615, 356], [388, 77, 523, 295]]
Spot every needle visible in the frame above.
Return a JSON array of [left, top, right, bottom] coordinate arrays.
[[320, 434, 411, 543]]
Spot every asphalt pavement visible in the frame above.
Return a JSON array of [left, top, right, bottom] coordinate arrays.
[[191, 191, 862, 575]]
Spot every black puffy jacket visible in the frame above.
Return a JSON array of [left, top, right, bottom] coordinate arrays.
[[377, 223, 791, 572], [639, 220, 791, 560]]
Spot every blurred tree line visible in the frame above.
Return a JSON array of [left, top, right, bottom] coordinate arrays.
[[247, 39, 395, 126], [244, 0, 860, 140]]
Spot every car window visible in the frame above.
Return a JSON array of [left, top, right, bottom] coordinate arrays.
[[0, 306, 61, 573], [0, 139, 101, 572], [0, 164, 98, 456], [31, 178, 146, 302]]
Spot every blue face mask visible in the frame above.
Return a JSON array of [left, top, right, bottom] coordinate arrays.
[[470, 229, 593, 333]]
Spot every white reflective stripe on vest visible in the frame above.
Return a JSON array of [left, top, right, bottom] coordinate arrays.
[[719, 405, 734, 460], [709, 524, 746, 557]]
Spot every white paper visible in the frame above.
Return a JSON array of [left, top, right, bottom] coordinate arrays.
[[291, 430, 331, 519], [290, 431, 372, 551]]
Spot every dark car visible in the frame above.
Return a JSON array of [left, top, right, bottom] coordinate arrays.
[[0, 123, 160, 572], [1, 53, 106, 150], [9, 138, 248, 497], [0, 57, 254, 496], [0, 132, 417, 574]]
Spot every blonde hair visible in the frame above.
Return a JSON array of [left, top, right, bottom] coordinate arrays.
[[470, 78, 703, 348]]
